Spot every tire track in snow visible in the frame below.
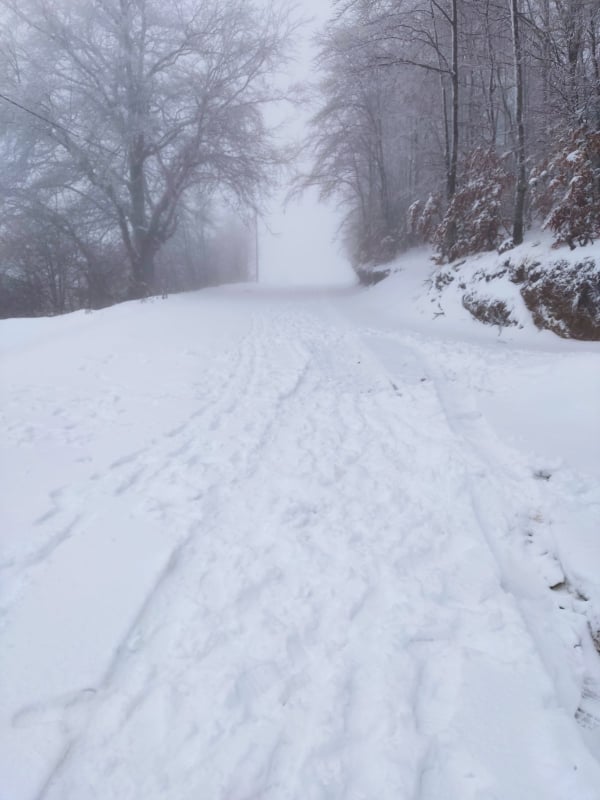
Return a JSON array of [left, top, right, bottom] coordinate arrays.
[[10, 301, 600, 800], [415, 334, 600, 741], [361, 326, 600, 764], [32, 312, 316, 799], [2, 317, 258, 592], [31, 307, 420, 798], [4, 315, 267, 799]]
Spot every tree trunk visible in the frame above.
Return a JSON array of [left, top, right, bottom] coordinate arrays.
[[130, 246, 156, 298], [444, 0, 460, 257], [128, 131, 156, 297], [589, 9, 600, 129], [448, 0, 459, 201], [510, 0, 527, 246]]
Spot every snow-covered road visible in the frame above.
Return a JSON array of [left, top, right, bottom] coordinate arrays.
[[2, 287, 600, 799]]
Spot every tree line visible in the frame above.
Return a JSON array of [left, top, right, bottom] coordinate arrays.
[[0, 0, 290, 317], [303, 0, 600, 273]]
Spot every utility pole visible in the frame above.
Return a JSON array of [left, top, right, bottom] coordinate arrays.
[[254, 209, 260, 283]]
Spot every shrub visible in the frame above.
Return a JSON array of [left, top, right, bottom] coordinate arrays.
[[530, 126, 600, 249], [434, 148, 513, 262], [408, 194, 443, 244]]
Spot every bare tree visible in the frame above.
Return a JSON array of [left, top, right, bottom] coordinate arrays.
[[302, 0, 460, 269], [0, 0, 294, 298], [305, 0, 599, 267]]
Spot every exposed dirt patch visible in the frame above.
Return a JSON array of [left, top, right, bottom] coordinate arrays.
[[462, 293, 519, 328], [355, 264, 391, 286], [433, 248, 600, 340], [591, 627, 600, 656], [515, 258, 600, 340]]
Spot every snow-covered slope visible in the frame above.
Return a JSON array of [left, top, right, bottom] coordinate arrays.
[[1, 275, 599, 799], [394, 233, 600, 340]]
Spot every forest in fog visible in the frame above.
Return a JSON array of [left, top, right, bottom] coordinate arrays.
[[0, 0, 599, 314], [304, 0, 600, 272], [0, 0, 292, 316]]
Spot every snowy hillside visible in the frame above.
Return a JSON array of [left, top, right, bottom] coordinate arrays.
[[1, 273, 600, 799], [388, 233, 600, 340]]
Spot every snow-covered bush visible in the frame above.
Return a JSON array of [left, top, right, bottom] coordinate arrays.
[[530, 126, 600, 249], [408, 194, 443, 245], [434, 148, 513, 262], [408, 149, 513, 262], [461, 293, 518, 329]]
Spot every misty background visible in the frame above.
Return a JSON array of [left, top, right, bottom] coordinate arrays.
[[1, 0, 598, 312], [259, 1, 353, 287]]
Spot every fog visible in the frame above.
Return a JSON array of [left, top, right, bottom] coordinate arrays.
[[259, 1, 356, 287], [259, 192, 354, 287]]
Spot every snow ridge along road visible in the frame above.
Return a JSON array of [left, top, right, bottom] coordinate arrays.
[[1, 289, 599, 799]]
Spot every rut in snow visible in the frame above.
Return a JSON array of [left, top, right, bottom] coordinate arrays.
[[2, 295, 599, 800], [23, 305, 598, 800]]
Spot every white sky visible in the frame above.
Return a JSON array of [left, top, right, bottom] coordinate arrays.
[[258, 0, 356, 287]]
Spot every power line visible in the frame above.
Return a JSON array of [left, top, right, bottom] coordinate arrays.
[[0, 91, 119, 155], [0, 91, 74, 135]]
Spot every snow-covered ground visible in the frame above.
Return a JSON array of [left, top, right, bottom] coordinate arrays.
[[1, 256, 600, 799]]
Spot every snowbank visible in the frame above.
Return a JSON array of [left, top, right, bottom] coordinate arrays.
[[424, 234, 600, 339]]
